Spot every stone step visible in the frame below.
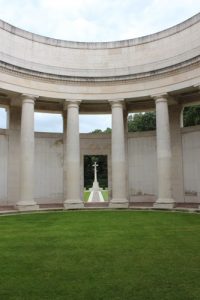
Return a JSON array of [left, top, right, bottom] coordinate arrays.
[[84, 202, 109, 208]]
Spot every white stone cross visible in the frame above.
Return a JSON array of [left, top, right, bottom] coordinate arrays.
[[93, 162, 98, 182], [88, 161, 104, 202]]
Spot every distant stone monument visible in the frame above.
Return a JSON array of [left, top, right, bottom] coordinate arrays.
[[88, 162, 104, 202]]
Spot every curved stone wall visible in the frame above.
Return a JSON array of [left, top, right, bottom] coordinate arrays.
[[0, 13, 199, 99]]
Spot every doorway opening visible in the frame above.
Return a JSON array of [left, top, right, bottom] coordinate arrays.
[[84, 155, 108, 202]]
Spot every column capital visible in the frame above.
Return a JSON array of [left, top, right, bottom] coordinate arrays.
[[20, 94, 39, 104], [109, 99, 125, 109], [64, 100, 82, 109], [151, 93, 169, 103]]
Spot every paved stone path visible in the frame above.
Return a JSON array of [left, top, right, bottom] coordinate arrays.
[[88, 190, 104, 202]]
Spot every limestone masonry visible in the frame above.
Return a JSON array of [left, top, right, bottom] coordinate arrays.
[[0, 13, 200, 210]]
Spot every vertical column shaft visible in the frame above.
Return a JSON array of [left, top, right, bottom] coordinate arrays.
[[169, 104, 184, 203], [109, 100, 128, 208], [63, 106, 67, 200], [17, 94, 38, 211], [64, 101, 83, 209], [154, 95, 174, 209]]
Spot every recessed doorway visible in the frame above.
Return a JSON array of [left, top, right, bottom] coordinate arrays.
[[83, 155, 108, 202]]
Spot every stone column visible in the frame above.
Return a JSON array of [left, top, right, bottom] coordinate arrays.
[[153, 95, 175, 209], [63, 104, 67, 201], [109, 100, 128, 208], [123, 109, 129, 201], [16, 94, 39, 211], [64, 101, 83, 209], [7, 105, 21, 205], [169, 104, 184, 203]]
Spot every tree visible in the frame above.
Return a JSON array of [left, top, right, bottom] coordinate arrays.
[[89, 106, 200, 134], [128, 112, 156, 132], [183, 105, 200, 127], [91, 129, 103, 133], [104, 127, 112, 133], [90, 127, 112, 133]]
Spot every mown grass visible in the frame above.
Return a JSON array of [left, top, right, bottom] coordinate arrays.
[[83, 190, 91, 201], [0, 211, 199, 300], [101, 190, 109, 201]]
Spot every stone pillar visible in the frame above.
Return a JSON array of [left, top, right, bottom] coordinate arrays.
[[153, 95, 175, 209], [63, 104, 67, 201], [64, 101, 83, 209], [123, 109, 129, 201], [169, 104, 184, 203], [109, 100, 128, 208], [16, 94, 39, 211], [7, 105, 21, 205]]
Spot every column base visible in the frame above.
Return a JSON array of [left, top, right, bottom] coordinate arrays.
[[109, 199, 129, 209], [64, 199, 84, 210], [16, 201, 39, 211], [153, 199, 175, 209]]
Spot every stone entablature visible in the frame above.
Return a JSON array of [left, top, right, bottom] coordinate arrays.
[[0, 13, 199, 92], [0, 10, 200, 101]]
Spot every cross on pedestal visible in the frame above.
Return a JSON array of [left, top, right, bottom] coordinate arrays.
[[88, 161, 104, 202], [92, 162, 98, 183]]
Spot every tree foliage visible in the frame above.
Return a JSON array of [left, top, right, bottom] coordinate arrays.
[[183, 105, 200, 127], [89, 106, 200, 134], [90, 127, 111, 133], [128, 112, 156, 132], [91, 129, 103, 133]]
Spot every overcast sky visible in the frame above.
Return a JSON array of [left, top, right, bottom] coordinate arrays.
[[0, 0, 199, 132]]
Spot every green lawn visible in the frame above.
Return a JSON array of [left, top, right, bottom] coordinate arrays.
[[0, 211, 200, 300], [84, 190, 91, 201]]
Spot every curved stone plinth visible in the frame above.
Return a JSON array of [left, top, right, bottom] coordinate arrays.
[[16, 202, 39, 212], [153, 200, 175, 210], [109, 199, 129, 209], [64, 200, 84, 210]]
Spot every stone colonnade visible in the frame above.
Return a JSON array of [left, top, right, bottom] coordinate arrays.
[[16, 94, 174, 211]]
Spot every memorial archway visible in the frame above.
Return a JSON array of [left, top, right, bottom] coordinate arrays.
[[84, 155, 108, 202]]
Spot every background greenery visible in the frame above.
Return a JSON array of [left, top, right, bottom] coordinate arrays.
[[84, 155, 108, 189], [90, 105, 200, 133], [183, 105, 200, 127]]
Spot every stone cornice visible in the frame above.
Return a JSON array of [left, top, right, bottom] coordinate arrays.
[[0, 55, 199, 84], [0, 13, 199, 49]]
